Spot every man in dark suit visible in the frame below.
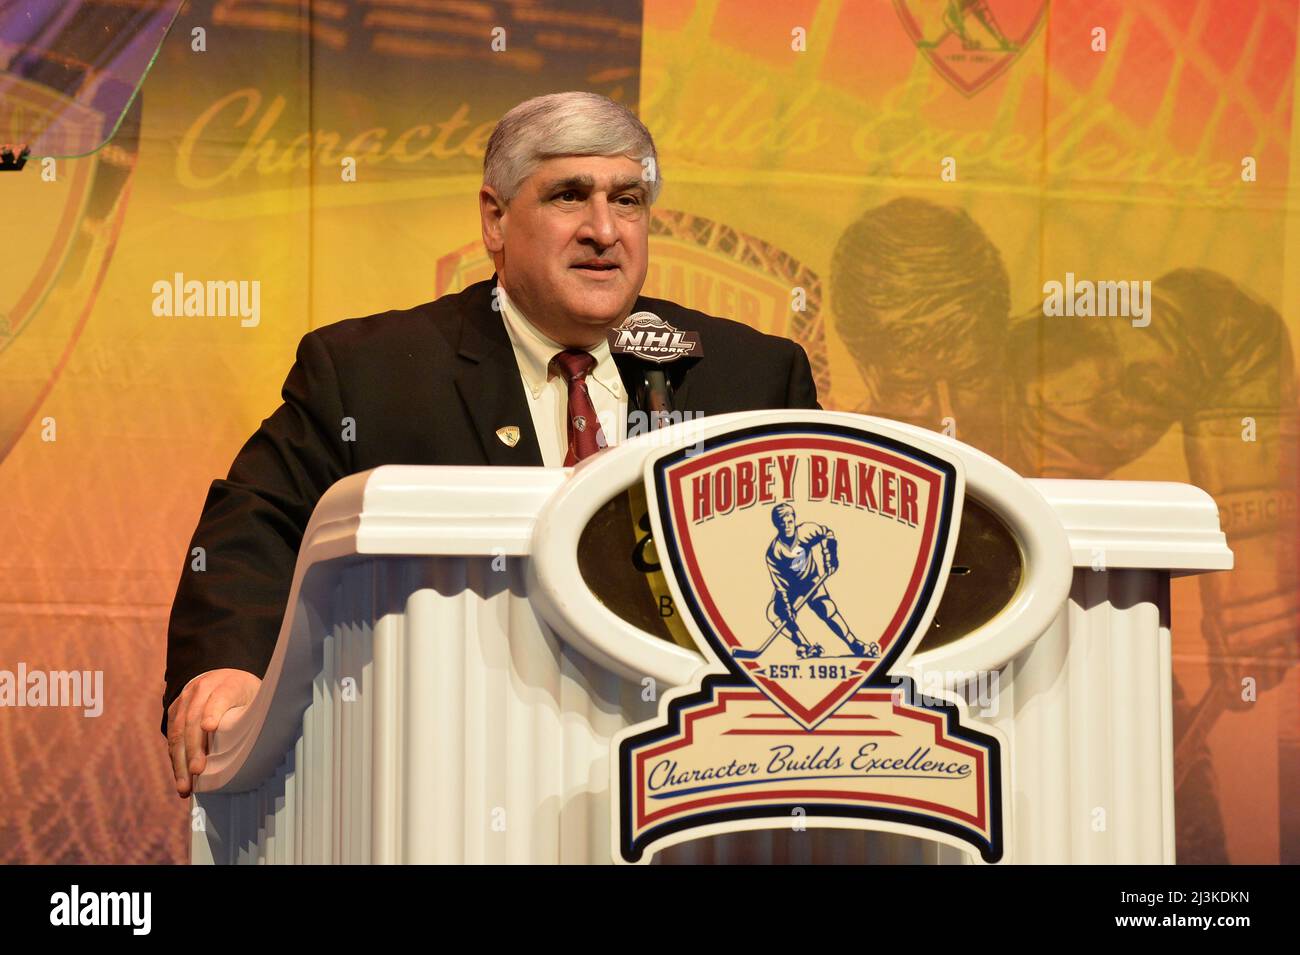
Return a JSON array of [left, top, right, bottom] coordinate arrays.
[[164, 91, 819, 797]]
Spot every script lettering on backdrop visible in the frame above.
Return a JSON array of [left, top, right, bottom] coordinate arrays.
[[612, 419, 1007, 863]]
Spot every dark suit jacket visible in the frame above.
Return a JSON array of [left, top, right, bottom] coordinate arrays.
[[161, 276, 819, 733]]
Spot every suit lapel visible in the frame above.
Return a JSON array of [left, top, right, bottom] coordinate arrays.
[[452, 284, 705, 460], [453, 278, 544, 466]]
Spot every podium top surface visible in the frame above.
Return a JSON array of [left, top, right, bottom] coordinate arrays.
[[318, 464, 1231, 573]]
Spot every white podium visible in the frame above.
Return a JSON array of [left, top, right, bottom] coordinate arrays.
[[190, 412, 1230, 864]]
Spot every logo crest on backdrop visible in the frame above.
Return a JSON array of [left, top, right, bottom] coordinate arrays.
[[894, 0, 1047, 96], [612, 420, 1006, 864], [0, 80, 134, 465]]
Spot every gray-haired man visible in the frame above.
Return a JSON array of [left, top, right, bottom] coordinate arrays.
[[164, 91, 821, 798]]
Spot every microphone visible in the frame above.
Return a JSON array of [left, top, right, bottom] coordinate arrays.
[[642, 367, 673, 429], [607, 311, 704, 431]]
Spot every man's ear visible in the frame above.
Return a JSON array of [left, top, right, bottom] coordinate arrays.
[[480, 185, 507, 254]]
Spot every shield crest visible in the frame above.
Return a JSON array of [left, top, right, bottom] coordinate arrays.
[[614, 416, 1006, 864], [894, 0, 1047, 97], [648, 421, 962, 730]]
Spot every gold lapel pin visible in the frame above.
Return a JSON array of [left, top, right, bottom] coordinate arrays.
[[496, 425, 521, 447]]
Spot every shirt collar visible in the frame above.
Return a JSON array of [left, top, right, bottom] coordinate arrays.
[[496, 283, 624, 400]]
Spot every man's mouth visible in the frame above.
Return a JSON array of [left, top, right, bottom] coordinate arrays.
[[572, 261, 619, 272]]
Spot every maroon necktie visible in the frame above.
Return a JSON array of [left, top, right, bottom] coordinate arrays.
[[552, 349, 607, 465]]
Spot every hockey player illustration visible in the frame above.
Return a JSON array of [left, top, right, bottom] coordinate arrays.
[[916, 0, 1018, 52], [829, 196, 1300, 861], [745, 503, 879, 661]]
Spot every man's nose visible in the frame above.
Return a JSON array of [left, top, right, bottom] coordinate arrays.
[[578, 196, 619, 247]]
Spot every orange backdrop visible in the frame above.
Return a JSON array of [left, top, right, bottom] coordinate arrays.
[[1, 0, 1296, 863]]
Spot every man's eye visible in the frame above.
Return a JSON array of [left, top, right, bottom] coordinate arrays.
[[616, 194, 641, 206], [556, 190, 579, 202]]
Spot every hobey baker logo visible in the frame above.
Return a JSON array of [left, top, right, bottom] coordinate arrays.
[[894, 0, 1047, 97], [613, 419, 1007, 864], [670, 433, 948, 728]]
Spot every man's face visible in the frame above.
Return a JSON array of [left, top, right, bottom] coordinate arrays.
[[777, 510, 796, 538], [481, 154, 650, 347]]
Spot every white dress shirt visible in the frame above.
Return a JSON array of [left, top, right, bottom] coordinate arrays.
[[497, 283, 628, 467]]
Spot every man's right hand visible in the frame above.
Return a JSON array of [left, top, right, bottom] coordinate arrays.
[[167, 668, 262, 799]]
